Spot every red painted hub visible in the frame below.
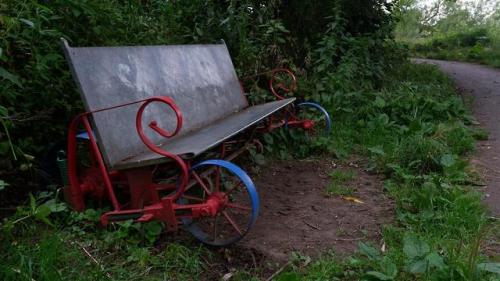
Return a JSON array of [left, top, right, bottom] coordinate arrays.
[[192, 192, 228, 218], [302, 120, 314, 130]]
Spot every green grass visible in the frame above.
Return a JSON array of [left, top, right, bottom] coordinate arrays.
[[2, 63, 499, 280], [410, 30, 500, 69], [273, 63, 500, 280], [414, 47, 500, 69], [0, 215, 210, 281], [329, 170, 356, 183], [326, 170, 356, 196]]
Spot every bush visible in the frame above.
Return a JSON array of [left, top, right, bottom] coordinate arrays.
[[0, 0, 399, 188], [410, 27, 500, 68]]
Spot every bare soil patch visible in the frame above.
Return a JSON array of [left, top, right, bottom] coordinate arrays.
[[240, 158, 394, 262]]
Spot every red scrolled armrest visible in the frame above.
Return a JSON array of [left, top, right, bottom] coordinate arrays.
[[135, 96, 189, 200]]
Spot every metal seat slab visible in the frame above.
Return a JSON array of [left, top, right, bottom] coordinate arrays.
[[114, 98, 295, 170], [62, 40, 248, 168]]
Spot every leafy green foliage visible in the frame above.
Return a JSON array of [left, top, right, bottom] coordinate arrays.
[[2, 1, 499, 281], [0, 191, 208, 281], [395, 1, 500, 68], [275, 61, 499, 280], [0, 0, 401, 187]]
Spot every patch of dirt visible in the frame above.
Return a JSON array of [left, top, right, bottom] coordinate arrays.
[[239, 158, 394, 262]]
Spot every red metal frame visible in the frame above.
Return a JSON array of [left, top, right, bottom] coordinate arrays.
[[65, 96, 261, 232], [66, 68, 318, 234], [240, 68, 318, 133], [268, 68, 297, 100]]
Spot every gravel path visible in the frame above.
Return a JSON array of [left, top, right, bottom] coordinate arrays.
[[416, 59, 500, 217]]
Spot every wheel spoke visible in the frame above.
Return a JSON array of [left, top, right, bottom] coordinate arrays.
[[182, 195, 204, 202], [277, 83, 290, 92], [192, 171, 212, 195], [222, 211, 243, 236], [226, 203, 252, 211], [225, 182, 243, 196], [212, 214, 218, 242], [215, 167, 221, 193], [180, 161, 257, 246]]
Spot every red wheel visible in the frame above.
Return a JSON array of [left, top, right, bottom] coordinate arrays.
[[269, 68, 297, 100]]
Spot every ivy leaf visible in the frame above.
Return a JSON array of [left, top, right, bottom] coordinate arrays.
[[365, 271, 394, 280], [43, 199, 68, 212], [358, 242, 381, 261], [407, 260, 427, 274], [374, 96, 386, 108], [253, 154, 266, 165], [144, 221, 163, 243], [145, 222, 162, 236], [34, 204, 53, 226], [477, 263, 500, 275], [403, 235, 430, 259], [426, 252, 445, 270], [381, 259, 398, 278], [440, 154, 456, 168], [0, 179, 8, 190], [35, 204, 52, 218], [276, 272, 301, 281], [19, 18, 35, 28], [0, 67, 22, 87], [368, 145, 385, 156]]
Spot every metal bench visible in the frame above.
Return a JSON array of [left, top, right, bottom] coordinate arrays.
[[61, 39, 330, 246]]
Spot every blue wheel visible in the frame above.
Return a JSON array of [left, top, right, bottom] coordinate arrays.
[[178, 160, 259, 246], [287, 102, 332, 138]]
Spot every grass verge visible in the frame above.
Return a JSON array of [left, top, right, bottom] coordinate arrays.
[[1, 62, 499, 280], [272, 62, 500, 280]]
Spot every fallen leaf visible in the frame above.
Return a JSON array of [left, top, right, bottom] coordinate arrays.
[[341, 196, 364, 204], [222, 272, 233, 281]]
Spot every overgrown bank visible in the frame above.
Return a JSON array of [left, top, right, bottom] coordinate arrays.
[[2, 61, 499, 280], [276, 62, 500, 280], [0, 0, 395, 191], [1, 1, 499, 280], [395, 0, 500, 68], [411, 27, 500, 68]]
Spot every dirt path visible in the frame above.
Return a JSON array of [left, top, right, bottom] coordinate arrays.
[[241, 158, 393, 262], [416, 59, 500, 217]]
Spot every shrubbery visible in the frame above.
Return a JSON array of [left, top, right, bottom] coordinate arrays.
[[395, 1, 500, 67], [411, 27, 500, 67], [2, 1, 499, 281], [0, 0, 398, 187]]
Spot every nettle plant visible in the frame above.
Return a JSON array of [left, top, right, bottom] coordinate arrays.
[[358, 234, 500, 281]]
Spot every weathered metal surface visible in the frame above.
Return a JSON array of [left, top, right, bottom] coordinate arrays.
[[114, 98, 295, 170], [62, 40, 248, 168]]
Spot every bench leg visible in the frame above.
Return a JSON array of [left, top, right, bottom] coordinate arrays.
[[125, 168, 159, 209]]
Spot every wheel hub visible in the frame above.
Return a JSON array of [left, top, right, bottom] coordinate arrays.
[[302, 120, 315, 130]]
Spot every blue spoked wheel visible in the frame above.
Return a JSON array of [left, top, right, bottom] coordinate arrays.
[[178, 160, 259, 246], [289, 102, 332, 138]]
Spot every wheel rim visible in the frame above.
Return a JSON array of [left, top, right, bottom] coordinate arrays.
[[269, 69, 297, 100], [178, 160, 259, 246], [287, 102, 332, 138]]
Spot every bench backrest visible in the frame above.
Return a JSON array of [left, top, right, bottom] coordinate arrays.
[[62, 40, 247, 168]]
